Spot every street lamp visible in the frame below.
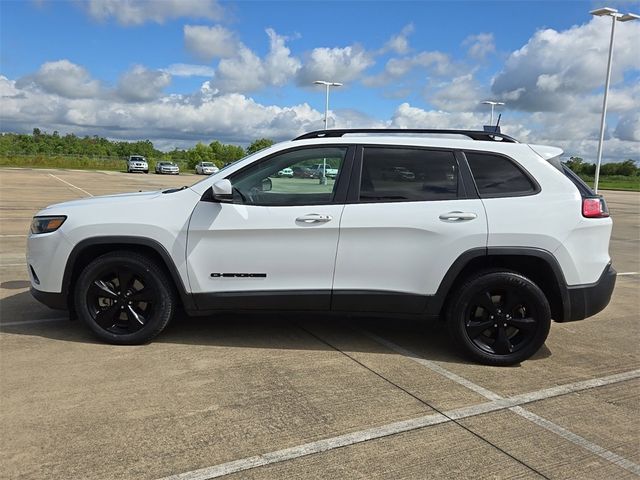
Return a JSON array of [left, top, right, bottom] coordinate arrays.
[[481, 100, 504, 126], [313, 80, 343, 130], [313, 80, 343, 185], [590, 7, 639, 193]]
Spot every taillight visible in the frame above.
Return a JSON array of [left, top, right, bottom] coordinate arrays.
[[582, 197, 609, 218]]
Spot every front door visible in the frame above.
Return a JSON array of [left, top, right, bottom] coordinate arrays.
[[186, 146, 352, 311]]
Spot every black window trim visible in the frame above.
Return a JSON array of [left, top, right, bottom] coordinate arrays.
[[346, 144, 470, 205], [224, 144, 356, 207], [461, 149, 541, 199]]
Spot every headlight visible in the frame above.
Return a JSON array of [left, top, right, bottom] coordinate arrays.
[[30, 216, 67, 234]]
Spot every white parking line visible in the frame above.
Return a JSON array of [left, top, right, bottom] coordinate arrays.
[[48, 173, 93, 197], [0, 263, 26, 267], [617, 272, 638, 276], [0, 234, 27, 237], [364, 331, 640, 476], [1, 317, 68, 327], [156, 368, 639, 480], [511, 406, 640, 475]]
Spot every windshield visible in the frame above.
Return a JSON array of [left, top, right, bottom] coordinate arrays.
[[130, 156, 145, 161]]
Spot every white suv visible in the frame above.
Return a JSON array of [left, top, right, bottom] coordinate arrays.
[[126, 155, 148, 173], [27, 129, 616, 365]]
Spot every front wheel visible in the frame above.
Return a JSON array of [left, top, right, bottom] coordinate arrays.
[[74, 251, 175, 344], [447, 271, 551, 366]]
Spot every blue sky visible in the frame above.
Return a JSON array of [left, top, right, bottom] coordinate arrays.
[[1, 0, 638, 161]]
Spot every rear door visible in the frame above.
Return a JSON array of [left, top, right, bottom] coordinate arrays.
[[332, 145, 487, 313]]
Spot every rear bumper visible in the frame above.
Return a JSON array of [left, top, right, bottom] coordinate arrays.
[[561, 264, 616, 322], [30, 287, 67, 310]]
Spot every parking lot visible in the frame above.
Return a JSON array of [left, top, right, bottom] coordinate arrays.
[[0, 167, 638, 479]]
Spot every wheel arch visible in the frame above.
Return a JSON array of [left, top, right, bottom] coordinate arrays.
[[62, 236, 195, 311], [432, 247, 570, 322]]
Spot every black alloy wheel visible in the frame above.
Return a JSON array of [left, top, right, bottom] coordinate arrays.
[[447, 271, 551, 366], [75, 251, 175, 344]]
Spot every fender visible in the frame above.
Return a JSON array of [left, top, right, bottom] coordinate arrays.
[[61, 236, 196, 310], [429, 246, 570, 321]]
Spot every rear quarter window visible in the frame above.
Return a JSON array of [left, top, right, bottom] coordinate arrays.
[[465, 152, 538, 197]]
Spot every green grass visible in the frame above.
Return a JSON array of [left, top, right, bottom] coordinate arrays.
[[578, 174, 640, 192]]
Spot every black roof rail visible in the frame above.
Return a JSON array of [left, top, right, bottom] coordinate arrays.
[[293, 129, 519, 143]]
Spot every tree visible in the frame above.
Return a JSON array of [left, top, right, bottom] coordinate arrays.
[[186, 142, 212, 169], [247, 138, 274, 155], [566, 156, 585, 174], [209, 140, 245, 166]]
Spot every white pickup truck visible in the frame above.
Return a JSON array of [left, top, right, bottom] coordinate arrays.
[[310, 163, 338, 179]]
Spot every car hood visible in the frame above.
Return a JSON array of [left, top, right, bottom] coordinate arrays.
[[40, 190, 163, 211]]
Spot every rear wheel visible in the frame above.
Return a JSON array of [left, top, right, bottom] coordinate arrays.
[[74, 251, 175, 344], [447, 271, 551, 366]]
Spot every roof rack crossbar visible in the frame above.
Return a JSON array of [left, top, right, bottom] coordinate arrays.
[[293, 129, 518, 143]]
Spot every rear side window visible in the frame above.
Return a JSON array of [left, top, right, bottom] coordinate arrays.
[[359, 147, 458, 202], [465, 152, 537, 197]]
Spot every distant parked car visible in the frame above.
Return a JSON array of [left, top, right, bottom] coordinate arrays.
[[155, 161, 180, 175], [382, 166, 416, 181], [127, 155, 148, 174], [277, 167, 294, 178], [292, 166, 316, 178], [195, 162, 219, 175], [310, 163, 338, 179]]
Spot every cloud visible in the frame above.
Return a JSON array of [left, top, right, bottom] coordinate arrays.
[[212, 29, 301, 93], [380, 23, 414, 55], [363, 51, 455, 87], [16, 60, 102, 99], [163, 63, 216, 77], [85, 0, 223, 26], [492, 17, 640, 112], [116, 65, 171, 102], [184, 25, 239, 60], [262, 29, 302, 86], [614, 112, 640, 142], [429, 74, 489, 112], [297, 45, 374, 85], [462, 33, 495, 60], [0, 75, 325, 145]]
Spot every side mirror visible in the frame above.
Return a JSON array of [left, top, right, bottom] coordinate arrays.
[[261, 177, 272, 192], [211, 179, 233, 202]]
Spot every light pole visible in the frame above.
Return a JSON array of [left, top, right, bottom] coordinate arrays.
[[313, 80, 343, 184], [590, 7, 639, 193], [481, 100, 504, 126], [313, 80, 343, 130]]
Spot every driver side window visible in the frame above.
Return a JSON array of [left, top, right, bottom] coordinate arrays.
[[230, 147, 347, 206]]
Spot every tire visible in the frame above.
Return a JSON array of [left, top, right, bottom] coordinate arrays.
[[446, 270, 551, 366], [74, 251, 175, 345], [144, 170, 149, 174]]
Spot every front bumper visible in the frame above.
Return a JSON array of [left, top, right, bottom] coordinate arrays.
[[31, 287, 67, 310], [562, 264, 617, 322]]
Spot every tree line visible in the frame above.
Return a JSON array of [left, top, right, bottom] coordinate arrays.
[[0, 129, 275, 169], [565, 157, 638, 177]]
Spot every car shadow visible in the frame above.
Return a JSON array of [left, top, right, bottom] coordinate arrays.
[[0, 290, 551, 366]]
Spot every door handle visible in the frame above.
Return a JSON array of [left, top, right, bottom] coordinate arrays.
[[296, 213, 333, 223], [439, 211, 477, 222]]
